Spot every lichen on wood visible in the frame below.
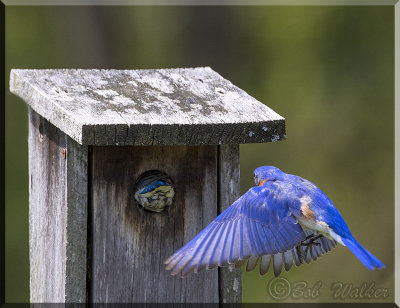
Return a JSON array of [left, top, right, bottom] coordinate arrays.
[[10, 68, 285, 146]]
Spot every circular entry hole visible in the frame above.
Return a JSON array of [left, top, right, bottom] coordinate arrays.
[[134, 170, 175, 213]]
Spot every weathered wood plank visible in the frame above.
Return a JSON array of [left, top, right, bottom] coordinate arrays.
[[28, 108, 88, 303], [10, 68, 286, 146], [218, 144, 242, 303], [91, 145, 219, 303], [65, 136, 88, 303], [29, 108, 67, 302]]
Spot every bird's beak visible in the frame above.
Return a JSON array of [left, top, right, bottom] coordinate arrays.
[[259, 177, 270, 186]]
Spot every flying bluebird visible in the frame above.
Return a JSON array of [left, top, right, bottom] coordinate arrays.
[[134, 170, 175, 213], [164, 166, 385, 277]]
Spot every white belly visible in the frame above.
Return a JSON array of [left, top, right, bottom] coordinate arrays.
[[297, 217, 344, 245]]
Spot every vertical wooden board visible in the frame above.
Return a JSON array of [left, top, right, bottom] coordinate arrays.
[[28, 108, 88, 303], [28, 108, 67, 302], [218, 144, 242, 303], [65, 137, 88, 303], [91, 145, 219, 303]]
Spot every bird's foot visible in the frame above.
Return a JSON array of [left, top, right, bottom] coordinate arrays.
[[301, 234, 323, 247], [296, 234, 324, 263]]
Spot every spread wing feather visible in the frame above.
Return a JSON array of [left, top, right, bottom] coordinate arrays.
[[165, 185, 306, 277], [241, 230, 337, 277], [165, 184, 338, 277]]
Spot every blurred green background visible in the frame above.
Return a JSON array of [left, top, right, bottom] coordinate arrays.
[[6, 6, 394, 303]]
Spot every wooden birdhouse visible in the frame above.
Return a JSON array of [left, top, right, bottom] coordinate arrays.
[[9, 67, 286, 303]]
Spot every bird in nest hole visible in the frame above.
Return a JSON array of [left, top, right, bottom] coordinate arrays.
[[134, 170, 175, 213]]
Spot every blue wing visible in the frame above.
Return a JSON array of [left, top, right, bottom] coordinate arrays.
[[243, 228, 337, 277], [139, 180, 171, 194], [165, 185, 308, 277]]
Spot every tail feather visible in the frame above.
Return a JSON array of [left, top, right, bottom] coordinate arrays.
[[342, 237, 385, 270]]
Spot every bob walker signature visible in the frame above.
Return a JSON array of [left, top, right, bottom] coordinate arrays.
[[267, 277, 389, 301], [331, 281, 389, 300]]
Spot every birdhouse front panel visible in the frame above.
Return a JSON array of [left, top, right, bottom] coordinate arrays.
[[91, 145, 219, 302]]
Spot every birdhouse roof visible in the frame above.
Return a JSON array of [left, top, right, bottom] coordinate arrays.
[[10, 67, 285, 146]]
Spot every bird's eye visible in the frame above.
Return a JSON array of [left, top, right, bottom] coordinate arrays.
[[253, 173, 256, 178]]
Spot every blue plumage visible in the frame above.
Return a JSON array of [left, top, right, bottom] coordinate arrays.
[[134, 170, 175, 213], [139, 180, 171, 194], [342, 238, 385, 270], [165, 166, 385, 277]]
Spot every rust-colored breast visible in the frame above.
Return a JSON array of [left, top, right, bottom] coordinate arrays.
[[301, 202, 316, 221]]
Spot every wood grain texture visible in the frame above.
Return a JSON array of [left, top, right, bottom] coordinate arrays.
[[28, 108, 88, 303], [11, 68, 286, 146], [91, 145, 219, 303], [65, 137, 88, 303], [218, 144, 242, 303], [29, 108, 67, 302]]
